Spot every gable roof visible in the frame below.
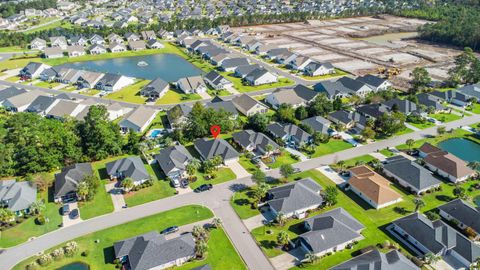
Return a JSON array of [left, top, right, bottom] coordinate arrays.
[[26, 95, 56, 113], [231, 93, 267, 114], [0, 87, 27, 103], [204, 100, 238, 115], [194, 138, 239, 161], [269, 85, 317, 106], [54, 163, 93, 198], [0, 180, 37, 211], [457, 83, 480, 100], [120, 106, 157, 131], [349, 166, 402, 206], [266, 178, 323, 214], [383, 98, 418, 114], [356, 103, 389, 119], [330, 249, 419, 270], [416, 93, 446, 111], [438, 199, 480, 233], [383, 155, 441, 191], [141, 78, 169, 95], [154, 145, 193, 175], [356, 75, 388, 88], [46, 100, 80, 118], [267, 123, 311, 143], [221, 57, 249, 69], [423, 148, 474, 179], [177, 76, 206, 91], [301, 116, 331, 134], [232, 130, 279, 154], [105, 156, 149, 182]]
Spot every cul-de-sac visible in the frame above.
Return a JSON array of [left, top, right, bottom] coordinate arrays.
[[0, 0, 479, 270]]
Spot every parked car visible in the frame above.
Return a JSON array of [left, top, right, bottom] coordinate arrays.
[[69, 209, 79, 219], [160, 226, 179, 235], [62, 204, 70, 216], [170, 177, 180, 188], [181, 179, 189, 188], [194, 184, 213, 193]]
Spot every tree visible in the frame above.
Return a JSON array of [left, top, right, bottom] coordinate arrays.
[[336, 160, 346, 172], [406, 139, 415, 151], [448, 47, 480, 85], [280, 164, 294, 179], [361, 127, 376, 141], [253, 182, 270, 203], [277, 103, 296, 123], [324, 186, 338, 206], [186, 158, 201, 178], [410, 67, 431, 93], [64, 241, 78, 257], [307, 93, 334, 116], [453, 186, 467, 199], [424, 252, 441, 265], [295, 106, 308, 120], [252, 170, 266, 184], [30, 200, 46, 215], [192, 225, 209, 241], [437, 126, 446, 135], [265, 144, 274, 157], [121, 178, 134, 192], [248, 113, 270, 133], [76, 182, 89, 201], [211, 217, 222, 228], [376, 112, 406, 136], [312, 132, 329, 145], [195, 240, 208, 259], [276, 231, 290, 249], [467, 161, 480, 172], [0, 208, 15, 224], [123, 131, 142, 154], [275, 212, 287, 227], [413, 198, 425, 212], [304, 252, 319, 264]]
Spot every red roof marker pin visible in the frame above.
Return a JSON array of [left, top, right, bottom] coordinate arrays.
[[210, 125, 221, 139]]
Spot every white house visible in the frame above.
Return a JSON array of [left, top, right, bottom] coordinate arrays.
[[245, 69, 278, 86]]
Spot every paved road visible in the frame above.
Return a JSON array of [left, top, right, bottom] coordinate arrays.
[[0, 114, 478, 270]]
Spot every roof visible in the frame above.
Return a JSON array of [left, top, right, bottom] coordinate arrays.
[[177, 76, 206, 91], [204, 100, 238, 115], [114, 232, 195, 270], [47, 100, 79, 118], [383, 98, 418, 114], [457, 83, 480, 100], [231, 94, 267, 113], [418, 142, 440, 155], [416, 93, 446, 111], [246, 68, 273, 81], [301, 116, 331, 134], [234, 64, 261, 76], [267, 123, 311, 144], [78, 71, 104, 86], [0, 180, 37, 212], [141, 78, 169, 95], [154, 145, 193, 175], [438, 199, 480, 233], [338, 77, 372, 92], [356, 103, 389, 119], [3, 90, 42, 108], [204, 71, 228, 87], [54, 163, 93, 198], [167, 104, 192, 124], [266, 178, 323, 214], [299, 207, 363, 254], [424, 150, 474, 179], [269, 85, 317, 106], [21, 62, 46, 75], [232, 130, 279, 154], [383, 155, 441, 191], [430, 90, 470, 103], [26, 95, 56, 113], [105, 156, 150, 182], [194, 138, 239, 161], [221, 57, 249, 69], [349, 166, 402, 206], [356, 75, 388, 88], [329, 249, 419, 270], [120, 106, 157, 130], [0, 87, 27, 103], [44, 47, 64, 56], [97, 73, 123, 86]]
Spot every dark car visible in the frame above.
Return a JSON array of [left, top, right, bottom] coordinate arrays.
[[69, 209, 79, 219], [160, 226, 179, 235], [62, 204, 70, 216], [194, 184, 213, 193]]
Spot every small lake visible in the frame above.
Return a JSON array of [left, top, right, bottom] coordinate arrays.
[[57, 262, 90, 270], [59, 54, 203, 81], [475, 196, 480, 208], [438, 138, 480, 162], [359, 32, 418, 48]]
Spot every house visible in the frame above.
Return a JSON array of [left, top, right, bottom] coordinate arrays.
[[438, 199, 480, 240], [265, 85, 317, 109], [89, 34, 105, 45], [383, 98, 418, 115], [88, 44, 107, 55], [356, 103, 390, 119], [146, 39, 164, 49], [304, 61, 335, 77], [128, 40, 146, 51], [232, 130, 279, 156], [2, 90, 42, 112], [76, 71, 104, 88], [30, 38, 47, 50], [193, 138, 239, 164], [330, 249, 419, 270], [0, 87, 27, 104], [418, 143, 475, 183], [265, 178, 323, 218], [95, 73, 134, 92], [124, 32, 140, 42], [205, 100, 238, 118], [327, 110, 367, 131], [231, 94, 268, 116], [141, 30, 157, 40], [314, 77, 374, 99], [220, 58, 250, 72], [167, 104, 192, 128], [119, 106, 158, 133], [66, 45, 86, 57], [140, 78, 169, 100], [416, 93, 447, 112], [26, 95, 57, 115], [114, 232, 195, 270], [287, 55, 312, 71], [348, 166, 402, 209], [49, 36, 68, 49], [107, 33, 124, 44], [43, 47, 64, 58], [203, 71, 232, 90], [109, 43, 127, 53], [176, 76, 207, 94], [70, 36, 88, 46], [106, 103, 129, 121], [54, 68, 83, 84], [46, 99, 85, 119], [356, 75, 392, 91], [210, 53, 230, 66], [457, 83, 480, 102], [54, 163, 93, 202], [390, 213, 480, 268], [297, 208, 364, 257], [267, 123, 311, 147], [0, 180, 37, 215], [105, 156, 150, 185], [154, 145, 193, 186], [277, 51, 297, 65], [234, 64, 261, 78], [20, 62, 51, 79], [245, 68, 278, 86], [382, 155, 441, 195], [430, 90, 471, 107], [255, 44, 275, 55], [301, 116, 331, 135]]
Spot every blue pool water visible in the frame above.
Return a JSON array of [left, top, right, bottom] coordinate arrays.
[[59, 53, 203, 81], [149, 129, 163, 139], [438, 138, 480, 162]]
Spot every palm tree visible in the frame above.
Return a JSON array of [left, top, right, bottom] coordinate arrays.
[[30, 199, 46, 215], [276, 231, 290, 249], [265, 144, 274, 158], [406, 139, 415, 151], [453, 186, 468, 199], [186, 158, 201, 179], [121, 178, 134, 192], [211, 217, 222, 228], [195, 240, 208, 259], [77, 182, 89, 201], [424, 252, 441, 265], [192, 225, 209, 241], [0, 208, 15, 224], [275, 212, 287, 227], [336, 160, 346, 172], [413, 198, 425, 212], [304, 252, 319, 264]]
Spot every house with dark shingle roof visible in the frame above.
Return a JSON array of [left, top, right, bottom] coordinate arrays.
[[389, 213, 480, 268], [220, 57, 250, 72], [0, 180, 37, 215], [95, 73, 134, 92], [356, 103, 390, 120], [234, 64, 261, 78], [430, 90, 471, 107], [231, 94, 268, 116], [140, 78, 169, 100], [114, 231, 195, 270], [383, 98, 418, 115], [245, 68, 277, 86], [416, 93, 447, 113], [232, 130, 279, 156], [176, 76, 207, 94], [265, 85, 317, 109], [356, 75, 391, 91], [203, 71, 232, 90], [329, 249, 419, 270], [204, 100, 238, 118], [119, 106, 158, 133], [327, 110, 367, 132], [20, 62, 51, 79], [193, 138, 239, 164], [382, 155, 441, 194], [154, 145, 193, 187], [54, 163, 93, 202], [297, 207, 364, 257], [301, 116, 331, 135], [267, 123, 311, 147], [105, 156, 150, 185], [0, 87, 27, 104], [304, 61, 334, 77], [265, 178, 323, 218], [438, 199, 480, 240], [457, 83, 480, 102], [26, 95, 57, 115]]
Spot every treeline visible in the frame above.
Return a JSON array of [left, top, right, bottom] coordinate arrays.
[[0, 0, 57, 18], [0, 105, 142, 177]]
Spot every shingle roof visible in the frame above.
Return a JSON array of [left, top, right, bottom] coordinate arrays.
[[424, 150, 474, 179], [438, 199, 480, 233], [154, 145, 193, 175], [356, 75, 388, 88], [232, 130, 279, 154], [349, 166, 402, 206], [221, 57, 249, 69], [204, 100, 238, 115], [141, 78, 169, 95], [383, 155, 441, 191], [266, 178, 323, 214], [383, 98, 418, 114], [231, 94, 267, 113], [267, 123, 311, 144], [105, 156, 150, 182], [120, 106, 157, 131], [194, 138, 239, 161], [47, 100, 79, 118], [0, 180, 37, 212], [416, 93, 446, 111], [54, 163, 93, 198], [0, 87, 27, 102], [356, 103, 389, 119], [330, 249, 419, 270], [26, 95, 56, 113], [301, 116, 331, 134], [457, 83, 480, 100]]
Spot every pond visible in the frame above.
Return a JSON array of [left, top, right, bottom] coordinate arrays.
[[438, 138, 480, 162], [359, 32, 418, 48], [475, 196, 480, 207], [57, 262, 90, 270], [59, 53, 203, 81]]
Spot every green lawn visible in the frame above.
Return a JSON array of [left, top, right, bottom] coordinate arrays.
[[22, 20, 73, 34], [238, 154, 259, 173], [146, 111, 167, 131], [219, 71, 295, 93], [428, 112, 462, 123], [0, 173, 63, 248], [190, 167, 236, 190], [0, 55, 42, 70], [80, 89, 101, 96], [0, 46, 28, 53], [5, 76, 21, 82], [299, 68, 349, 80], [230, 187, 261, 220], [207, 88, 231, 97], [331, 155, 377, 170], [34, 80, 60, 89], [466, 103, 480, 114], [379, 148, 396, 157], [375, 127, 414, 140], [12, 205, 228, 270], [78, 178, 114, 220], [105, 79, 149, 104], [311, 139, 353, 158], [155, 88, 202, 105], [396, 128, 480, 150], [407, 120, 435, 129], [267, 150, 299, 169]]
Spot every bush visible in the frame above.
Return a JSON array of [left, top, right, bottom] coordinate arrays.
[[37, 254, 52, 266], [25, 262, 38, 270], [81, 250, 89, 257], [36, 215, 46, 225], [425, 211, 440, 221], [382, 240, 391, 249], [51, 248, 64, 261]]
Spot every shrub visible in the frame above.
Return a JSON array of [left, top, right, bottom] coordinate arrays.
[[36, 215, 46, 225], [64, 241, 79, 257], [382, 240, 391, 249], [37, 254, 52, 266], [82, 250, 89, 257], [25, 262, 38, 270], [51, 248, 64, 261]]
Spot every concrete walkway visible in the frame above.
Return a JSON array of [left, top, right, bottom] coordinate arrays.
[[369, 152, 388, 162], [243, 208, 275, 231], [105, 183, 126, 212], [404, 122, 421, 131], [316, 166, 347, 185], [339, 131, 361, 146], [270, 247, 305, 270], [62, 202, 82, 227], [226, 85, 240, 94], [198, 91, 211, 99], [228, 161, 251, 178], [284, 147, 308, 161]]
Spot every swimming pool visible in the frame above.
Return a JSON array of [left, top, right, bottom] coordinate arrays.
[[149, 129, 163, 139]]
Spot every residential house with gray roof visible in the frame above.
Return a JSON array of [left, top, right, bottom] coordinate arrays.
[[50, 36, 68, 49], [114, 231, 195, 270], [95, 73, 134, 92], [231, 93, 268, 116], [304, 61, 334, 77], [416, 93, 447, 113], [327, 110, 367, 132], [315, 77, 374, 99], [382, 155, 441, 194], [265, 178, 323, 218], [0, 180, 37, 215], [46, 99, 86, 119], [109, 42, 127, 53], [203, 71, 232, 90], [205, 100, 238, 118], [267, 123, 311, 147], [30, 38, 47, 50], [2, 90, 43, 112], [234, 64, 261, 78], [128, 40, 146, 51], [54, 163, 93, 202], [0, 87, 27, 103], [438, 199, 480, 240], [298, 207, 364, 256], [20, 62, 51, 79], [457, 83, 480, 102], [356, 75, 391, 91], [88, 44, 107, 55], [245, 68, 277, 86], [265, 85, 317, 109], [106, 156, 150, 185], [330, 249, 418, 270], [66, 45, 86, 57], [356, 103, 390, 120], [220, 57, 250, 72], [232, 130, 279, 156], [194, 138, 239, 164], [76, 71, 105, 89], [154, 145, 193, 187], [140, 78, 169, 100], [383, 98, 418, 115], [26, 95, 57, 115], [176, 76, 206, 94], [43, 47, 64, 58], [430, 90, 471, 107], [167, 104, 192, 129], [301, 116, 331, 135], [119, 106, 158, 133], [390, 213, 480, 268]]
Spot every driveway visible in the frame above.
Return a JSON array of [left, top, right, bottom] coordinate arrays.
[[316, 166, 347, 185], [369, 152, 388, 162], [284, 147, 308, 161], [228, 161, 251, 178], [163, 218, 213, 240], [243, 207, 275, 231], [62, 202, 82, 227], [404, 122, 421, 131], [105, 183, 126, 212], [270, 247, 305, 270], [338, 131, 361, 146]]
